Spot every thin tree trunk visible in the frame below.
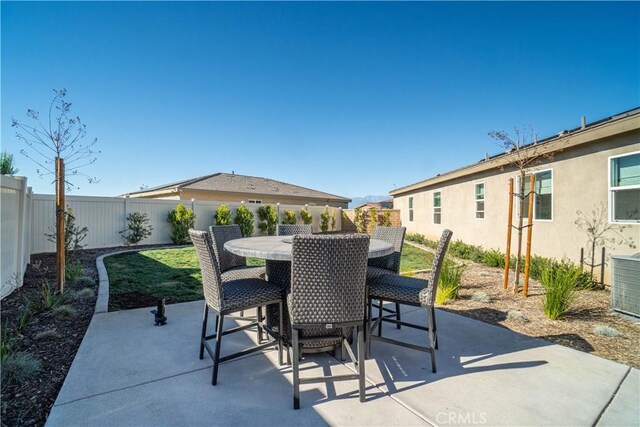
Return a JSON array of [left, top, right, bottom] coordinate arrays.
[[55, 157, 66, 293], [514, 172, 525, 293]]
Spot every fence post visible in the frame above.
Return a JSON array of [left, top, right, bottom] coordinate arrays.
[[124, 195, 130, 241]]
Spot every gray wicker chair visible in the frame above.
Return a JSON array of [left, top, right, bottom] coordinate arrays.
[[189, 229, 284, 385], [368, 229, 453, 373], [277, 224, 313, 236], [367, 226, 406, 332], [209, 225, 266, 281], [289, 234, 370, 409]]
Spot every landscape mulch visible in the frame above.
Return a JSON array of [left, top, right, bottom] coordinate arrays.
[[1, 244, 638, 427]]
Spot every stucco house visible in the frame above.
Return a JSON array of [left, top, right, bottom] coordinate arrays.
[[390, 108, 639, 284], [124, 172, 351, 208]]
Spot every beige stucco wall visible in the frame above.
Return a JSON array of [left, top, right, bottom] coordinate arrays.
[[131, 189, 349, 208], [394, 130, 640, 285]]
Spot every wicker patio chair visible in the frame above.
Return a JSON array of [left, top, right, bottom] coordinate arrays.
[[209, 225, 266, 281], [277, 224, 313, 236], [189, 229, 284, 385], [367, 226, 406, 334], [367, 229, 453, 373], [289, 234, 370, 409]]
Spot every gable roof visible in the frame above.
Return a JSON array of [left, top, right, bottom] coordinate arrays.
[[390, 107, 640, 197], [124, 173, 351, 202]]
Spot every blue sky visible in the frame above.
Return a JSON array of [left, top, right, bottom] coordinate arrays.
[[2, 1, 638, 198]]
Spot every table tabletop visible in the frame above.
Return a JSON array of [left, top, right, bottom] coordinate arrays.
[[224, 235, 394, 261]]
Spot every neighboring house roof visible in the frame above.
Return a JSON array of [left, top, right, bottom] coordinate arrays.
[[124, 173, 351, 202], [355, 200, 394, 209], [390, 107, 640, 197]]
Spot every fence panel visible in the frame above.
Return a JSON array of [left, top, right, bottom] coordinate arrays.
[[1, 176, 31, 299]]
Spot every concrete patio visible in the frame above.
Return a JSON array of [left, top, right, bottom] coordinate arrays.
[[46, 301, 638, 426]]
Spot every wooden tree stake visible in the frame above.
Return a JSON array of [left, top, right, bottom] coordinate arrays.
[[55, 157, 66, 293], [503, 178, 514, 290], [523, 174, 535, 297]]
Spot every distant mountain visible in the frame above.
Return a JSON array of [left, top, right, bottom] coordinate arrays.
[[348, 195, 392, 209]]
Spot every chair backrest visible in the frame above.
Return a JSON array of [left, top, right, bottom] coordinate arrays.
[[290, 234, 370, 326], [368, 226, 406, 273], [189, 229, 224, 311], [209, 225, 246, 271], [277, 224, 313, 236], [421, 229, 453, 306]]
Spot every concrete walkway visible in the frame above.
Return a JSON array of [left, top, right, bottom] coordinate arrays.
[[46, 301, 638, 426]]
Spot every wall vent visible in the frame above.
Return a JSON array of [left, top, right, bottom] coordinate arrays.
[[611, 254, 640, 318]]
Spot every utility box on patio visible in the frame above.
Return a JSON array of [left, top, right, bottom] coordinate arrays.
[[611, 254, 640, 318]]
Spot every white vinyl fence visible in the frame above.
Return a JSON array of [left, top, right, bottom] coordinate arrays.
[[1, 176, 32, 298]]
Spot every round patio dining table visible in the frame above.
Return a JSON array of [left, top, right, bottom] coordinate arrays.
[[224, 234, 394, 351]]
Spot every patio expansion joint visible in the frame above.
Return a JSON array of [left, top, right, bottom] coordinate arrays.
[[591, 365, 632, 427]]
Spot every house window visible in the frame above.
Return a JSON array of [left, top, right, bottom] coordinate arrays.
[[610, 152, 640, 222], [475, 183, 485, 219], [408, 197, 414, 222], [247, 200, 262, 204], [433, 192, 441, 224], [520, 170, 553, 220]]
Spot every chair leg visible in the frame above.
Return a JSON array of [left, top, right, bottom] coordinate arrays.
[[340, 329, 345, 361], [396, 303, 401, 330], [199, 303, 209, 360], [366, 299, 373, 358], [357, 324, 366, 403], [257, 306, 264, 343], [278, 302, 284, 366], [292, 329, 301, 409], [432, 308, 439, 350], [377, 299, 383, 337], [426, 307, 436, 373], [212, 314, 225, 386]]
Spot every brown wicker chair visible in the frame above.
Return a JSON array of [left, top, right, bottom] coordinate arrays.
[[189, 229, 284, 385], [368, 229, 453, 373], [276, 224, 313, 236], [289, 234, 370, 409]]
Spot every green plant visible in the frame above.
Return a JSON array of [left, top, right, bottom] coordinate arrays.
[[70, 276, 95, 288], [53, 305, 77, 318], [16, 308, 31, 334], [593, 325, 621, 337], [330, 211, 336, 231], [483, 249, 505, 268], [257, 205, 278, 235], [448, 240, 484, 263], [234, 204, 254, 237], [354, 207, 366, 233], [1, 352, 41, 385], [381, 210, 392, 227], [471, 291, 491, 303], [120, 212, 153, 245], [1, 319, 13, 360], [167, 204, 195, 244], [35, 329, 61, 341], [282, 210, 297, 225], [214, 204, 232, 225], [65, 260, 85, 280], [46, 206, 89, 260], [368, 207, 377, 233], [0, 150, 18, 175], [320, 208, 330, 233], [29, 281, 65, 313], [436, 258, 466, 304], [540, 260, 581, 320], [507, 310, 528, 323], [300, 209, 313, 225], [75, 288, 95, 300]]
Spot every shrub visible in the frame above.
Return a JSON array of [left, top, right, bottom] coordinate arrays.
[[354, 207, 366, 233], [16, 308, 31, 334], [120, 212, 153, 245], [75, 288, 95, 300], [0, 150, 18, 175], [53, 305, 77, 318], [282, 210, 297, 225], [214, 204, 232, 225], [436, 258, 466, 304], [368, 207, 377, 233], [540, 260, 581, 320], [300, 209, 313, 225], [507, 310, 528, 323], [167, 204, 195, 244], [483, 249, 505, 268], [406, 233, 437, 248], [381, 211, 392, 227], [65, 260, 85, 280], [1, 352, 41, 385], [257, 205, 278, 235], [448, 240, 484, 263], [593, 325, 621, 337], [35, 329, 61, 341], [28, 281, 65, 313], [330, 211, 336, 231], [234, 204, 254, 237], [471, 291, 491, 303], [45, 206, 88, 260], [320, 208, 330, 233], [70, 276, 95, 288]]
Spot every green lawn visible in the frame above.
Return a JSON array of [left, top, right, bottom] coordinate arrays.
[[105, 242, 432, 310]]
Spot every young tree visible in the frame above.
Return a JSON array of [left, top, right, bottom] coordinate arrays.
[[489, 127, 559, 295], [12, 89, 99, 292]]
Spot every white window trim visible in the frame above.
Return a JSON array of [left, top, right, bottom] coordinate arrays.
[[608, 150, 640, 224], [408, 197, 414, 222], [433, 191, 442, 224], [517, 168, 553, 222], [474, 182, 485, 220]]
